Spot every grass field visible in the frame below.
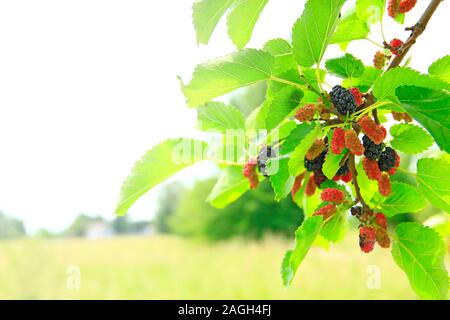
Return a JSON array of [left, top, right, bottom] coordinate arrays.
[[0, 234, 446, 299]]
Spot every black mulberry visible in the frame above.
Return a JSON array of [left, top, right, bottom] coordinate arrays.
[[330, 85, 356, 115], [378, 147, 396, 172], [362, 135, 384, 160]]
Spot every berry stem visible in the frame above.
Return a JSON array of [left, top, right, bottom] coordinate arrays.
[[364, 37, 384, 48], [349, 153, 368, 209]]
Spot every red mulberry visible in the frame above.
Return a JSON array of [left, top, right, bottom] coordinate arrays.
[[306, 139, 325, 161], [295, 104, 316, 122], [243, 160, 259, 189], [388, 0, 401, 18], [313, 203, 337, 220], [359, 226, 377, 253], [291, 173, 304, 199], [344, 130, 364, 156], [389, 38, 404, 56], [349, 88, 364, 107], [376, 229, 391, 248], [320, 188, 345, 204], [378, 173, 392, 196], [399, 0, 417, 13], [362, 157, 382, 181], [331, 128, 346, 155], [340, 171, 352, 183], [357, 115, 386, 144], [373, 51, 387, 69], [305, 176, 316, 196], [375, 213, 388, 229]]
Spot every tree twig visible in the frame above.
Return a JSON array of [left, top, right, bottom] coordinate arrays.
[[349, 154, 368, 209]]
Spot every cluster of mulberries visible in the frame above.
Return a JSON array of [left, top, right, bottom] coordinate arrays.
[[330, 85, 357, 115], [389, 38, 404, 56], [373, 51, 387, 69], [358, 115, 386, 144], [313, 203, 337, 220], [295, 104, 316, 122], [257, 146, 276, 177], [344, 130, 364, 156], [391, 112, 413, 123], [399, 0, 417, 13], [354, 209, 391, 253], [243, 159, 259, 189], [320, 188, 345, 204]]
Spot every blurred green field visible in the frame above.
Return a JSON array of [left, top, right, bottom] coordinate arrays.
[[0, 234, 446, 299]]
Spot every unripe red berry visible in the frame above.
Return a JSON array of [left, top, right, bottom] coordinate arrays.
[[359, 226, 377, 253], [378, 172, 392, 196], [305, 175, 316, 196], [349, 88, 363, 107], [362, 157, 382, 181], [340, 171, 353, 183], [375, 213, 388, 229], [291, 173, 304, 199], [373, 51, 387, 69], [306, 139, 325, 161], [313, 203, 337, 220], [389, 38, 404, 56], [331, 127, 346, 155], [388, 0, 401, 18], [295, 104, 316, 122], [399, 0, 417, 13], [357, 115, 386, 144], [243, 160, 259, 189], [320, 188, 345, 204], [376, 229, 391, 248], [344, 130, 364, 156]]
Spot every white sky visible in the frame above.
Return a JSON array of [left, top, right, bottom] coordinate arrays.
[[0, 0, 448, 233]]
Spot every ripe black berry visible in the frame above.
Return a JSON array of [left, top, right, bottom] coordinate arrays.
[[362, 135, 384, 160], [330, 85, 356, 115], [304, 150, 326, 172], [257, 146, 276, 177], [351, 206, 362, 217], [313, 169, 328, 187], [378, 147, 396, 172]]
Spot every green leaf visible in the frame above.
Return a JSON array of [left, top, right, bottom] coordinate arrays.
[[356, 0, 385, 24], [396, 86, 450, 153], [207, 166, 249, 208], [227, 0, 269, 49], [116, 139, 207, 215], [417, 158, 450, 213], [280, 123, 317, 154], [181, 49, 275, 107], [428, 55, 450, 84], [288, 124, 322, 176], [320, 210, 348, 242], [356, 160, 378, 205], [193, 0, 236, 45], [292, 0, 345, 67], [392, 222, 448, 300], [197, 102, 245, 132], [325, 53, 365, 79], [263, 39, 296, 75], [322, 150, 346, 180], [342, 67, 382, 92], [389, 124, 434, 154], [394, 13, 405, 24], [330, 12, 370, 45], [281, 216, 324, 286], [265, 86, 303, 130], [268, 158, 295, 201], [373, 67, 449, 102], [373, 182, 426, 217]]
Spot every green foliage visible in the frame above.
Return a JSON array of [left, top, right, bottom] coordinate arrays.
[[116, 139, 207, 215], [373, 182, 426, 217], [417, 158, 450, 213], [197, 102, 245, 132], [428, 55, 450, 84], [281, 216, 323, 286], [325, 54, 365, 79], [320, 210, 348, 242], [392, 222, 448, 300], [292, 0, 345, 67], [263, 39, 296, 75], [356, 0, 385, 24], [331, 11, 369, 45], [389, 124, 434, 154], [181, 49, 274, 107], [268, 158, 295, 201], [264, 86, 303, 130], [227, 0, 269, 49], [207, 166, 250, 208], [322, 150, 347, 180], [396, 86, 450, 153], [0, 212, 26, 239], [288, 124, 322, 175]]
